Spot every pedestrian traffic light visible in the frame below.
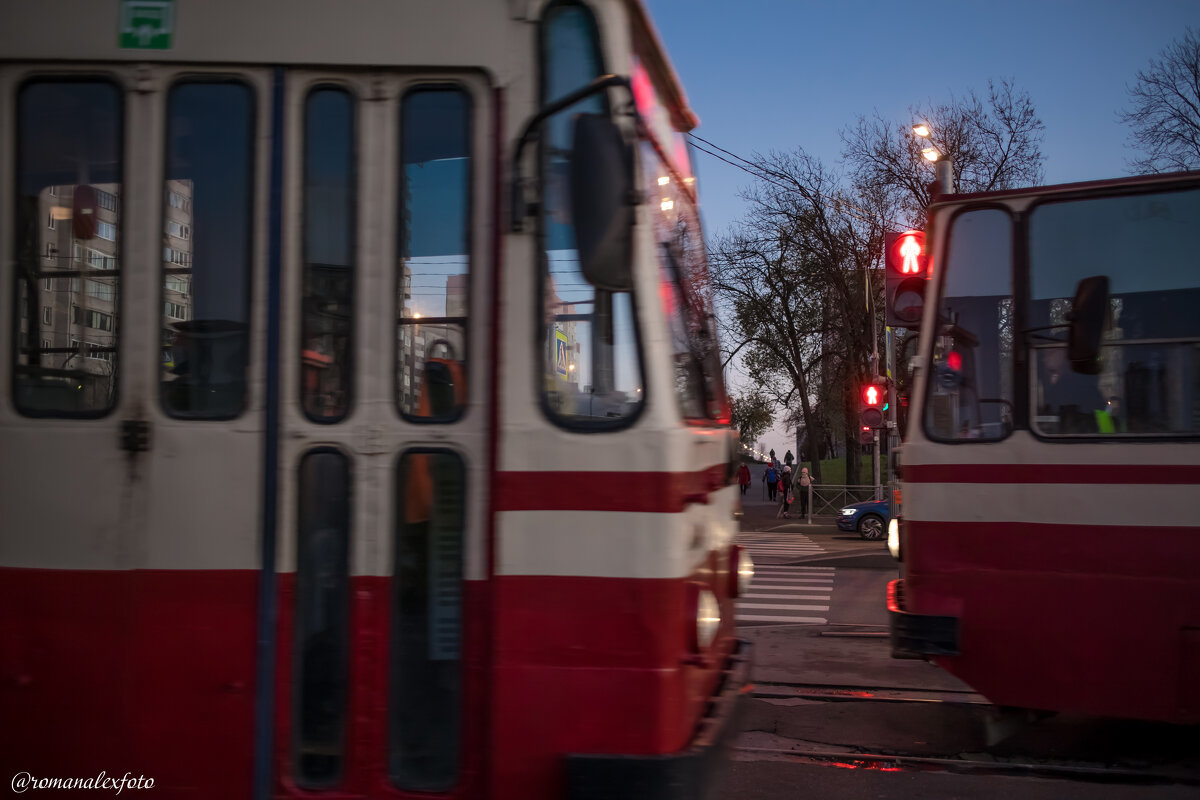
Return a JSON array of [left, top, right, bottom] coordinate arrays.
[[859, 382, 885, 445], [885, 230, 928, 328]]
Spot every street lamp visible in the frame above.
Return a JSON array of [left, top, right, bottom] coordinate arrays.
[[912, 121, 952, 195]]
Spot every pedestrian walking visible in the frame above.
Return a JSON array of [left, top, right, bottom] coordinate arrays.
[[737, 462, 751, 496], [764, 464, 777, 502], [795, 466, 812, 519], [776, 465, 793, 518]]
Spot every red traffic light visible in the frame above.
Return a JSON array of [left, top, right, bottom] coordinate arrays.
[[885, 230, 929, 328], [887, 231, 927, 276], [862, 384, 883, 407]]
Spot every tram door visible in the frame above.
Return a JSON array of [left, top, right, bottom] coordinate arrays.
[[275, 72, 492, 796], [0, 65, 278, 790]]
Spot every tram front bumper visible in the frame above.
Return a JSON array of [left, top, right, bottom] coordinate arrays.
[[887, 579, 960, 659], [564, 638, 752, 800]]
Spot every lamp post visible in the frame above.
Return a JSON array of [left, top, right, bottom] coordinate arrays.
[[912, 123, 953, 196]]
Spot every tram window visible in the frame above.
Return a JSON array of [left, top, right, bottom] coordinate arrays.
[[396, 88, 470, 421], [540, 2, 645, 427], [13, 80, 122, 416], [161, 81, 254, 419], [924, 208, 1014, 442], [644, 144, 727, 420], [294, 450, 351, 788], [1029, 187, 1200, 437], [302, 87, 356, 422], [390, 450, 464, 792]]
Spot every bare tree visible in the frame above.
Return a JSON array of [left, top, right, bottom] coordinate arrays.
[[712, 151, 893, 484], [1120, 28, 1200, 173], [842, 80, 1045, 227]]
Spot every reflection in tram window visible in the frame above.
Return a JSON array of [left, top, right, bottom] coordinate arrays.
[[13, 80, 122, 415], [397, 88, 470, 421], [161, 82, 254, 419], [294, 451, 351, 788], [1030, 188, 1200, 437], [302, 87, 356, 421], [390, 451, 465, 792], [540, 4, 644, 426]]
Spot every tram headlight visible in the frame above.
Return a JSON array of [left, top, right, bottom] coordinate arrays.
[[696, 589, 720, 650], [888, 517, 902, 561], [728, 544, 754, 598], [737, 548, 755, 597]]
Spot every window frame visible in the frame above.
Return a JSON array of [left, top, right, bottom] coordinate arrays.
[[12, 74, 125, 419], [158, 75, 257, 421], [1023, 181, 1200, 443], [921, 203, 1018, 445], [299, 82, 358, 425], [393, 82, 475, 425], [291, 446, 353, 790], [534, 0, 648, 433]]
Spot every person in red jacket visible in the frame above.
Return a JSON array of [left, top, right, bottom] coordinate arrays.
[[737, 462, 751, 495]]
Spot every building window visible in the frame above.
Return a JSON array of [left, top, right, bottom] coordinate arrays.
[[168, 191, 189, 210], [165, 275, 188, 294], [47, 212, 56, 230], [96, 220, 116, 241], [45, 242, 58, 261], [166, 220, 190, 240], [86, 310, 113, 331], [42, 306, 51, 324], [164, 301, 187, 320], [87, 280, 115, 302], [86, 249, 115, 270], [96, 189, 117, 211]]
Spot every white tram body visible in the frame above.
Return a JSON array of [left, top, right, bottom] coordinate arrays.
[[0, 2, 749, 798]]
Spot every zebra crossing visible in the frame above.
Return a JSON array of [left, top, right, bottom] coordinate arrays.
[[736, 530, 833, 626], [736, 564, 835, 626], [737, 531, 824, 564]]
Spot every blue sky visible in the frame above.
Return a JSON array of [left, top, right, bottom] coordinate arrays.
[[644, 0, 1199, 457]]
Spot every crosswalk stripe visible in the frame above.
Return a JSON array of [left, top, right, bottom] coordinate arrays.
[[737, 615, 828, 623], [736, 603, 829, 611], [751, 579, 833, 585], [742, 593, 830, 600]]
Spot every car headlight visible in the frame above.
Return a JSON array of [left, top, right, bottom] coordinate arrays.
[[888, 517, 901, 560], [841, 508, 857, 516], [696, 589, 720, 650]]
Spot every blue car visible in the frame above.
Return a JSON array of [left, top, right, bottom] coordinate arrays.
[[837, 498, 891, 540]]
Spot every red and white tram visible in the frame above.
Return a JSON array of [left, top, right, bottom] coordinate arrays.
[[888, 170, 1200, 724], [0, 2, 751, 797]]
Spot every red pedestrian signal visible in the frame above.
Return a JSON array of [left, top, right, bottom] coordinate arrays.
[[859, 381, 885, 431], [885, 230, 928, 328]]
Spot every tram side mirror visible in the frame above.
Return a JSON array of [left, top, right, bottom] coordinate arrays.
[[569, 114, 634, 292], [72, 185, 97, 240], [1066, 276, 1109, 375]]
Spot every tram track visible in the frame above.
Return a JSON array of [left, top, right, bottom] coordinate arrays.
[[738, 680, 1200, 786], [750, 679, 989, 706], [731, 744, 1200, 786]]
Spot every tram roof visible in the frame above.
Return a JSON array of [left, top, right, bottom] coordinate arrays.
[[930, 169, 1200, 207], [0, 0, 699, 133]]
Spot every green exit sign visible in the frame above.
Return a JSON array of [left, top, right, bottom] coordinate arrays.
[[119, 0, 176, 50]]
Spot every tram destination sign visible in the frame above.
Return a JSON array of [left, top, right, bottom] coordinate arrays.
[[119, 0, 176, 50]]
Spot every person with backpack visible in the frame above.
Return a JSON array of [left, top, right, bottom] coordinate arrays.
[[763, 463, 777, 501]]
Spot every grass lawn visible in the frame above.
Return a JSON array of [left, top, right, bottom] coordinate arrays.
[[790, 454, 890, 486]]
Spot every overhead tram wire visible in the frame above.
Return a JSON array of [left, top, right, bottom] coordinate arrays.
[[684, 131, 906, 232]]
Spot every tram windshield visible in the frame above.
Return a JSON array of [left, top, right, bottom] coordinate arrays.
[[1029, 187, 1200, 437]]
